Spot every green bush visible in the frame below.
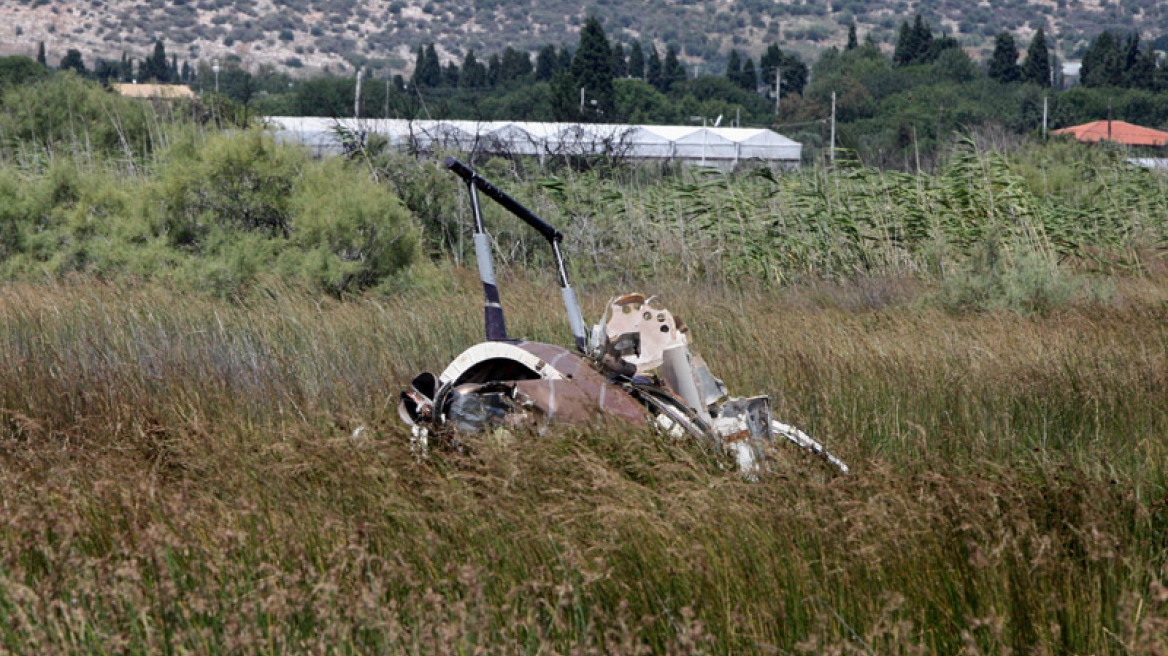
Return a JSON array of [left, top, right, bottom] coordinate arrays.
[[0, 130, 422, 296], [289, 157, 420, 294], [0, 72, 160, 160], [155, 129, 306, 245]]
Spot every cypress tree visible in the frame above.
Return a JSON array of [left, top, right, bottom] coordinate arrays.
[[571, 16, 615, 117], [662, 45, 685, 91], [1119, 33, 1142, 87], [443, 60, 460, 87], [411, 44, 425, 86], [760, 44, 807, 95], [487, 53, 502, 87], [535, 44, 557, 81], [987, 32, 1021, 84], [741, 57, 758, 92], [1128, 42, 1157, 90], [725, 49, 743, 86], [500, 47, 532, 81], [557, 46, 573, 73], [628, 41, 645, 80], [423, 43, 441, 86], [610, 41, 627, 79], [460, 49, 486, 88], [1080, 31, 1117, 87], [847, 22, 859, 50], [647, 45, 663, 92], [36, 41, 46, 67], [147, 40, 168, 82], [549, 71, 578, 121], [893, 20, 914, 65], [910, 14, 934, 63], [1021, 27, 1051, 87]]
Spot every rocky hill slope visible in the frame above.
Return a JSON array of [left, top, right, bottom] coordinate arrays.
[[0, 0, 1161, 79]]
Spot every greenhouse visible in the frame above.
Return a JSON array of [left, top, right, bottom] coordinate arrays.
[[266, 117, 802, 169]]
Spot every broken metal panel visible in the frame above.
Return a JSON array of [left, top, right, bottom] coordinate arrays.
[[439, 342, 566, 386], [514, 378, 646, 425], [602, 294, 688, 373]]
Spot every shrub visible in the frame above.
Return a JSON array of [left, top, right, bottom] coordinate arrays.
[[155, 129, 305, 245], [288, 157, 420, 294]]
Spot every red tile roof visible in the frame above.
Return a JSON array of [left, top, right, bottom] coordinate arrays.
[[1052, 120, 1168, 147]]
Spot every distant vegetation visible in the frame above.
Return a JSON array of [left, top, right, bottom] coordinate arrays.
[[16, 13, 1168, 170]]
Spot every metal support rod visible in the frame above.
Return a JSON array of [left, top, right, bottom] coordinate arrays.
[[446, 157, 587, 351], [466, 180, 507, 342]]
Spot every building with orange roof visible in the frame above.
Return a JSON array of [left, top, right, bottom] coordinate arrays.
[[1051, 120, 1168, 147]]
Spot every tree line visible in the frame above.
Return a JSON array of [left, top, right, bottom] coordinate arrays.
[[6, 15, 1168, 169]]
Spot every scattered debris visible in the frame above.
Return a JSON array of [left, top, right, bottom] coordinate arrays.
[[398, 158, 847, 476]]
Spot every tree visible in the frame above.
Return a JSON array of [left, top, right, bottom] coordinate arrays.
[[610, 42, 627, 79], [647, 45, 663, 92], [36, 42, 46, 67], [910, 15, 934, 63], [847, 22, 859, 51], [486, 53, 502, 86], [443, 60, 460, 87], [725, 49, 743, 86], [535, 44, 558, 81], [1081, 31, 1121, 87], [987, 32, 1021, 84], [1128, 43, 1158, 90], [411, 43, 441, 87], [741, 58, 758, 92], [499, 46, 532, 82], [142, 39, 169, 82], [760, 45, 807, 95], [460, 49, 486, 88], [0, 56, 48, 92], [894, 14, 935, 65], [571, 16, 615, 118], [557, 46, 573, 72], [662, 45, 685, 92], [628, 41, 645, 80], [549, 71, 578, 121], [1021, 27, 1051, 87], [59, 49, 87, 76], [119, 52, 131, 82]]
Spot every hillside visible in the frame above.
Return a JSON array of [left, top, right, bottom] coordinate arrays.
[[0, 0, 1163, 80]]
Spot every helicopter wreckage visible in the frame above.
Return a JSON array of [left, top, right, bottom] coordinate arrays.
[[398, 158, 847, 476]]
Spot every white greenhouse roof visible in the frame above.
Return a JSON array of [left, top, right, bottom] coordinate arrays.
[[265, 117, 801, 167]]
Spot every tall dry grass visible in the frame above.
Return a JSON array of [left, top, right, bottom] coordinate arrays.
[[1, 274, 1166, 654]]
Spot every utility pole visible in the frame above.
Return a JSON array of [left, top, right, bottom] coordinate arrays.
[[580, 87, 585, 113], [354, 67, 363, 119], [1107, 99, 1113, 141], [830, 91, 837, 165], [774, 67, 781, 115], [1042, 96, 1048, 138]]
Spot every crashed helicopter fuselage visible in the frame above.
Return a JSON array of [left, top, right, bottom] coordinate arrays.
[[398, 158, 847, 476]]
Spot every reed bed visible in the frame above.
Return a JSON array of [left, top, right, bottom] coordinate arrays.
[[1, 275, 1166, 654]]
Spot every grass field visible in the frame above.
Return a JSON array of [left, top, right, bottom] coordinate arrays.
[[1, 272, 1166, 654]]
